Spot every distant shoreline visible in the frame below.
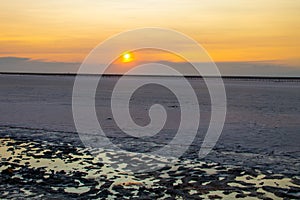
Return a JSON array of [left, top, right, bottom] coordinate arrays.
[[0, 72, 299, 80]]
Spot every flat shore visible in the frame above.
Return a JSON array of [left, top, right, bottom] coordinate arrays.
[[0, 74, 299, 199]]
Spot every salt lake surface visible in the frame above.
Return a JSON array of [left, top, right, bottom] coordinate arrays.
[[0, 74, 299, 199]]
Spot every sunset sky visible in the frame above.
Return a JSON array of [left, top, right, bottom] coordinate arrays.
[[0, 0, 299, 75]]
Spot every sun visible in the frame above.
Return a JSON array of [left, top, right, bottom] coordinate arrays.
[[122, 52, 133, 63]]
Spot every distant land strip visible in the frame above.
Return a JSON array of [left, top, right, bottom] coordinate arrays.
[[0, 72, 299, 81]]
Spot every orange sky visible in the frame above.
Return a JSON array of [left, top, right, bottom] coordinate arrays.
[[0, 0, 299, 67]]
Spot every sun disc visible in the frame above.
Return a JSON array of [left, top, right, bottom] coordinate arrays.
[[122, 52, 133, 63]]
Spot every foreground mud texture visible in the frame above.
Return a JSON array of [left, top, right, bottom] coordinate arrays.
[[1, 137, 299, 199]]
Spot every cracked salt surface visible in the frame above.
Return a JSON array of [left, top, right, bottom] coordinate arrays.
[[1, 137, 300, 199]]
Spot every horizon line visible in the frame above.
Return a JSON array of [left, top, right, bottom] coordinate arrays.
[[0, 72, 300, 80]]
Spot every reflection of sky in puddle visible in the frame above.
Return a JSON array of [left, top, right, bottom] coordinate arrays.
[[0, 138, 163, 187], [1, 138, 299, 199]]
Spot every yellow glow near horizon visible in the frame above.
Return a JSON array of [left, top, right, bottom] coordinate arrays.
[[0, 0, 299, 67], [122, 53, 133, 63]]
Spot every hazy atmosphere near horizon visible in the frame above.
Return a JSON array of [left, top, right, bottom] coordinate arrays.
[[0, 0, 300, 76]]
